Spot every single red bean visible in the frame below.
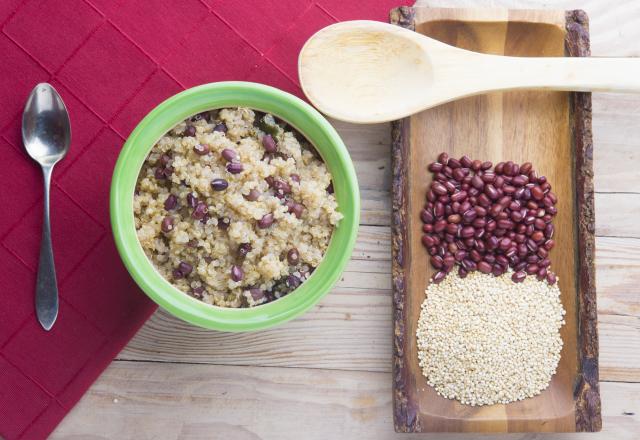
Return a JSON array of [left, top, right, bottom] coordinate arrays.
[[545, 224, 554, 238], [451, 191, 467, 202], [161, 216, 174, 233], [546, 272, 557, 285], [460, 226, 475, 238], [227, 162, 244, 174], [520, 162, 532, 175], [484, 184, 499, 200], [485, 254, 496, 264], [194, 143, 210, 155], [444, 181, 456, 193], [537, 267, 548, 281], [245, 188, 261, 201], [421, 209, 434, 224], [258, 213, 275, 228], [446, 223, 459, 235], [430, 255, 444, 269], [435, 202, 445, 217], [478, 261, 492, 274], [534, 218, 546, 230], [262, 134, 277, 152], [428, 162, 443, 172], [432, 271, 447, 283], [544, 239, 555, 250], [447, 214, 461, 224], [422, 235, 434, 248], [512, 271, 526, 283], [211, 178, 229, 191], [526, 264, 539, 275], [540, 258, 551, 268], [472, 218, 486, 228], [443, 166, 453, 177], [432, 182, 447, 196], [531, 231, 545, 242]]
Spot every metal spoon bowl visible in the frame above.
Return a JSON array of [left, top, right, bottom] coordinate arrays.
[[22, 83, 71, 330]]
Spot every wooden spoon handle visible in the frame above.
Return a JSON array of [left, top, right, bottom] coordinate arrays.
[[489, 56, 640, 93]]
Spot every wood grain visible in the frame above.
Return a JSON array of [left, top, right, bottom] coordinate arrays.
[[118, 235, 640, 383], [391, 6, 599, 432], [51, 361, 639, 440]]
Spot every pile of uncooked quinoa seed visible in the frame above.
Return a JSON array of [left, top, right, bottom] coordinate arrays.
[[421, 153, 558, 285], [417, 270, 565, 406]]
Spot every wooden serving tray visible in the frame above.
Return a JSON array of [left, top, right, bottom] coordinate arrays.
[[390, 7, 601, 433]]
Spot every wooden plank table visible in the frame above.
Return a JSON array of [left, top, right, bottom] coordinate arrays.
[[52, 0, 640, 438]]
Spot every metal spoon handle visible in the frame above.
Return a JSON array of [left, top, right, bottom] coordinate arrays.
[[35, 165, 58, 330]]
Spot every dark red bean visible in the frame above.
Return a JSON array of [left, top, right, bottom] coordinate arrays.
[[193, 143, 210, 155], [499, 237, 512, 250], [258, 213, 274, 228], [161, 216, 174, 233], [231, 265, 244, 282], [287, 248, 300, 265], [164, 194, 178, 210], [211, 178, 229, 191], [192, 202, 208, 220], [432, 271, 447, 283], [458, 267, 468, 278], [444, 181, 456, 193], [478, 261, 492, 274], [495, 162, 505, 174], [520, 162, 532, 175], [446, 223, 459, 235], [451, 191, 467, 202], [531, 186, 544, 200], [472, 160, 482, 171], [428, 162, 443, 172], [227, 162, 244, 174], [448, 158, 461, 169], [186, 193, 198, 208], [540, 258, 551, 268], [423, 224, 433, 233], [482, 173, 496, 183], [531, 231, 545, 242], [470, 250, 482, 263], [250, 288, 265, 301], [545, 224, 554, 238], [471, 175, 484, 189], [485, 254, 496, 264], [221, 148, 238, 162], [547, 272, 557, 285], [525, 264, 539, 275], [262, 134, 277, 152], [461, 226, 475, 238], [422, 234, 435, 248], [421, 209, 434, 224], [159, 154, 172, 166], [437, 152, 449, 165], [244, 189, 261, 201], [484, 184, 499, 200], [433, 220, 446, 233], [534, 218, 546, 230], [432, 182, 447, 196], [447, 214, 461, 224], [178, 261, 193, 276], [213, 123, 227, 133], [512, 271, 526, 282], [544, 239, 555, 250], [184, 125, 196, 137], [537, 267, 548, 281], [452, 168, 465, 181]]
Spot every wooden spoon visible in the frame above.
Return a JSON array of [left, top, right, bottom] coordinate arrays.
[[298, 20, 640, 123]]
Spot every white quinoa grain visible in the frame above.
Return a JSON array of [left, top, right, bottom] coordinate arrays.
[[416, 270, 565, 406]]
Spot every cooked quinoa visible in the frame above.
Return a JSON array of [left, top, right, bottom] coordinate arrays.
[[134, 108, 342, 308], [417, 270, 565, 406]]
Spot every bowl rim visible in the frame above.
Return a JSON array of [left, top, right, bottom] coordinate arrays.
[[110, 81, 360, 332]]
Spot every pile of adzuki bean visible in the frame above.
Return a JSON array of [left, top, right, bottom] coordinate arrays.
[[421, 153, 558, 285]]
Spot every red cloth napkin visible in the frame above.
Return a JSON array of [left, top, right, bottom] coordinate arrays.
[[0, 0, 409, 438]]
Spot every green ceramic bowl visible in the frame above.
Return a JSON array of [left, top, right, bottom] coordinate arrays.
[[110, 82, 360, 332]]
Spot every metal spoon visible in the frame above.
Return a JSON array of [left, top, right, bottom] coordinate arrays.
[[22, 83, 71, 331]]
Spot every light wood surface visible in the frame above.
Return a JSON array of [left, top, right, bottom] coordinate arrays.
[[299, 17, 640, 123], [53, 1, 640, 438]]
